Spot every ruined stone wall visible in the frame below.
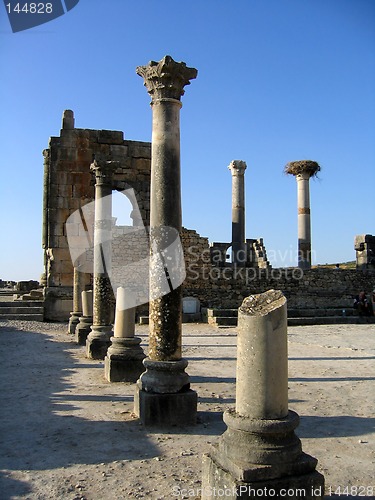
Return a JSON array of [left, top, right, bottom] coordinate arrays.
[[182, 267, 375, 310], [43, 112, 151, 320]]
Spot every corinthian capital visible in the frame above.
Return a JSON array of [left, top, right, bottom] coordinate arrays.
[[90, 159, 119, 186], [228, 160, 247, 176], [136, 55, 197, 101]]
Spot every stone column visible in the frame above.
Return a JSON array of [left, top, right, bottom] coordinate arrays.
[[285, 160, 320, 270], [67, 264, 83, 334], [134, 55, 198, 426], [86, 159, 117, 360], [75, 290, 93, 345], [104, 287, 146, 382], [297, 172, 312, 270], [202, 290, 324, 499], [228, 160, 247, 267]]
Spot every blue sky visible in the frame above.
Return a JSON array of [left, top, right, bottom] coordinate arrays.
[[0, 0, 374, 281]]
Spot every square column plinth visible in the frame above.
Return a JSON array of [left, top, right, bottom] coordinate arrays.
[[134, 386, 197, 427], [202, 452, 324, 500]]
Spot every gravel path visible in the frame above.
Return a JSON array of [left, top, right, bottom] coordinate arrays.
[[0, 320, 374, 499]]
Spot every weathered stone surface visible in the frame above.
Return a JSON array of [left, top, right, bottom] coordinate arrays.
[[202, 290, 324, 498], [229, 160, 247, 267], [136, 55, 197, 101], [202, 453, 324, 499], [42, 111, 151, 321], [134, 56, 197, 425], [97, 130, 124, 145], [134, 386, 197, 426], [355, 234, 375, 270]]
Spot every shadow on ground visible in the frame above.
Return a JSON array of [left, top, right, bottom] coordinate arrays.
[[297, 414, 375, 438], [0, 327, 159, 474]]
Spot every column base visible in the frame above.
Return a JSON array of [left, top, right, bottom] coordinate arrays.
[[68, 311, 82, 335], [201, 408, 324, 499], [202, 453, 324, 499], [75, 316, 93, 345], [86, 325, 112, 360], [134, 385, 197, 426], [104, 337, 146, 382]]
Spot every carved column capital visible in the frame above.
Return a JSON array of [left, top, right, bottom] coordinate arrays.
[[136, 55, 197, 102], [90, 159, 119, 186], [228, 160, 247, 176]]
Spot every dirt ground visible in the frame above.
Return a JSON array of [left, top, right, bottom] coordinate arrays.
[[0, 320, 374, 500]]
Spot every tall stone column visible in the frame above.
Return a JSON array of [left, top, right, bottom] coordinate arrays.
[[134, 55, 198, 426], [228, 160, 247, 266], [67, 264, 83, 334], [75, 290, 93, 345], [86, 159, 117, 360], [202, 290, 324, 499], [285, 160, 320, 270], [104, 287, 146, 382]]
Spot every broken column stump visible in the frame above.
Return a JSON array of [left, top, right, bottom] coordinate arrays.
[[68, 264, 83, 334], [75, 290, 93, 345], [202, 289, 324, 499], [104, 286, 145, 382]]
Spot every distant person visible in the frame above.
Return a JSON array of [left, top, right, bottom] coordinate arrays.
[[353, 291, 373, 317], [335, 263, 340, 269]]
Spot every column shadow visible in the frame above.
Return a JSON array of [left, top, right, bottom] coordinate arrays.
[[0, 327, 160, 476]]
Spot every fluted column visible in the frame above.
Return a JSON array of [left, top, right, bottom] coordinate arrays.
[[134, 55, 198, 426], [228, 160, 247, 266], [86, 159, 117, 360]]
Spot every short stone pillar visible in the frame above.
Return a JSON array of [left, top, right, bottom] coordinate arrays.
[[134, 55, 198, 426], [202, 290, 324, 499], [68, 264, 83, 335], [62, 109, 74, 130], [285, 161, 320, 270], [86, 159, 117, 360], [75, 290, 93, 345], [228, 160, 247, 267], [104, 287, 146, 382]]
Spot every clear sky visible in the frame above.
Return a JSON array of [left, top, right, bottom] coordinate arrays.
[[0, 0, 374, 281]]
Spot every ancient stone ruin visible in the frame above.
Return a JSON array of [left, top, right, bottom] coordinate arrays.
[[41, 60, 375, 332], [285, 160, 321, 270], [355, 234, 375, 270], [202, 290, 324, 499]]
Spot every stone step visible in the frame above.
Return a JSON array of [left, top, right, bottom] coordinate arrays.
[[0, 301, 43, 308], [0, 306, 44, 315], [0, 313, 44, 321], [287, 316, 375, 326], [0, 300, 44, 321], [205, 308, 238, 318], [287, 308, 355, 318], [211, 316, 238, 326]]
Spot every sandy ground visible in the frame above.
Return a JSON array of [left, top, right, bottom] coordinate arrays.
[[0, 320, 374, 500]]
